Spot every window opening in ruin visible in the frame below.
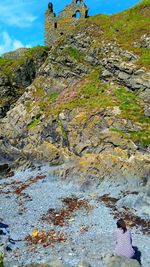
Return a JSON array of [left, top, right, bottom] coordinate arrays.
[[54, 22, 57, 29], [75, 10, 81, 19], [76, 0, 81, 4], [85, 10, 88, 18], [60, 32, 64, 36]]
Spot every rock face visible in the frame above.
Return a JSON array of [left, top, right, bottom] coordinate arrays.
[[0, 46, 49, 118], [0, 1, 150, 181], [100, 44, 150, 92]]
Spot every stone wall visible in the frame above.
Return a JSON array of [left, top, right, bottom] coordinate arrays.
[[45, 0, 89, 46]]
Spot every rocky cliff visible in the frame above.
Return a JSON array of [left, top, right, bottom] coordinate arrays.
[[0, 0, 150, 184], [0, 46, 49, 118]]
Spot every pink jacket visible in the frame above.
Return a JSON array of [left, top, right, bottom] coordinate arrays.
[[115, 228, 135, 259]]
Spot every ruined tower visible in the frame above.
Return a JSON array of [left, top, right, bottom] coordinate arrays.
[[45, 0, 89, 46]]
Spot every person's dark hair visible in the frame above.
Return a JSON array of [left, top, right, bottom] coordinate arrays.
[[116, 219, 127, 233]]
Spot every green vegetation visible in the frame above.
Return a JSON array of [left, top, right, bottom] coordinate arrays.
[[114, 87, 150, 123], [63, 46, 80, 60], [62, 46, 87, 63], [130, 130, 150, 146], [27, 118, 41, 130], [48, 92, 59, 102], [112, 86, 150, 146], [22, 46, 49, 59], [0, 46, 49, 78], [0, 57, 12, 64], [58, 120, 68, 140], [78, 0, 150, 68], [55, 69, 114, 112], [138, 48, 150, 66], [0, 252, 4, 267], [111, 128, 150, 147]]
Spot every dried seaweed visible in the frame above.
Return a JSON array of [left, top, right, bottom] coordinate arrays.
[[25, 229, 66, 247], [42, 197, 94, 227], [98, 194, 150, 235]]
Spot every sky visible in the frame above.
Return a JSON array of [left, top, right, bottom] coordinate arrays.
[[0, 0, 141, 55]]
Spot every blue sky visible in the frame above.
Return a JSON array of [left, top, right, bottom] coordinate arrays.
[[0, 0, 141, 55]]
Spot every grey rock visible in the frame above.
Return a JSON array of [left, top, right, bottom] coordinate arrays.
[[101, 70, 112, 79], [106, 256, 140, 267], [78, 261, 91, 267], [138, 89, 150, 102], [146, 178, 150, 197], [134, 69, 145, 76], [144, 107, 150, 117], [118, 72, 130, 81], [1, 48, 28, 60]]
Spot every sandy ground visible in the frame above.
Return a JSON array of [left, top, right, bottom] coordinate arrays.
[[0, 164, 150, 267]]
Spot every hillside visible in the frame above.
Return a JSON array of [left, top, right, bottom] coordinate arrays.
[[0, 0, 150, 179], [0, 46, 48, 117], [78, 0, 150, 68]]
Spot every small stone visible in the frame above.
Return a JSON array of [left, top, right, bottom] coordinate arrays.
[[78, 261, 91, 267], [59, 112, 66, 120], [134, 69, 145, 76], [118, 72, 130, 81], [101, 70, 112, 78]]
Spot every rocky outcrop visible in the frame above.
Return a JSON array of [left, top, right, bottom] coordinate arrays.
[[0, 3, 150, 180], [0, 44, 150, 175], [1, 48, 28, 60], [133, 34, 150, 49], [63, 35, 150, 100], [101, 56, 150, 92], [0, 46, 49, 118], [84, 40, 150, 97]]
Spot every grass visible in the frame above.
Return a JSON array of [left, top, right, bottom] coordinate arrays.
[[114, 87, 150, 123], [63, 46, 81, 60], [58, 120, 68, 140], [27, 68, 115, 118], [0, 57, 12, 64], [130, 130, 150, 146], [27, 118, 41, 130], [48, 92, 59, 102], [38, 70, 113, 118], [24, 65, 150, 147], [76, 0, 150, 68], [0, 46, 49, 78], [111, 128, 150, 147], [0, 253, 4, 267], [111, 86, 150, 146], [138, 48, 150, 66]]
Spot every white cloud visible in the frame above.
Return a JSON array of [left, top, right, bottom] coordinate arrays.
[[0, 0, 37, 28], [0, 32, 31, 55]]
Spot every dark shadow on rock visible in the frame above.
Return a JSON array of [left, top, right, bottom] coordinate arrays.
[[0, 222, 9, 229], [6, 246, 12, 252], [0, 229, 5, 235], [132, 246, 142, 265], [0, 163, 11, 178]]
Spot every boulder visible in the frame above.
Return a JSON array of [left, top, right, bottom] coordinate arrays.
[[106, 256, 140, 267], [23, 141, 64, 164]]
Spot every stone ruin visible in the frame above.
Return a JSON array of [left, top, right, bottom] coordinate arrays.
[[45, 0, 89, 46]]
